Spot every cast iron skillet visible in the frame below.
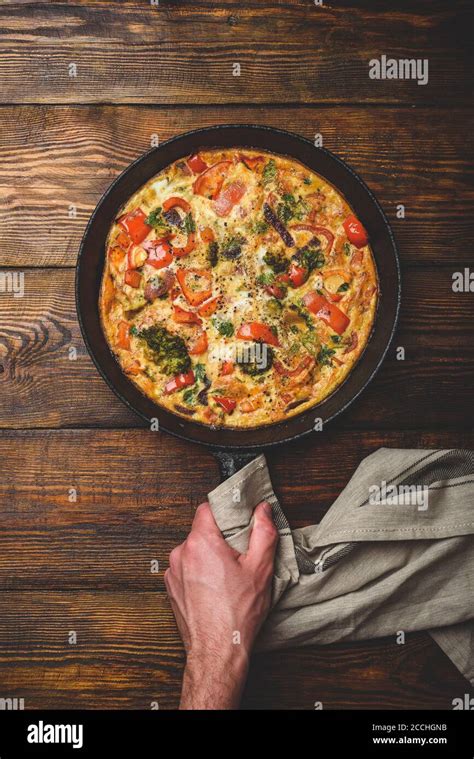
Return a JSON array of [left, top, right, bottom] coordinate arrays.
[[76, 125, 401, 480]]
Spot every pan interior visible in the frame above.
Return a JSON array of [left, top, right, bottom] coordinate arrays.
[[76, 125, 400, 450]]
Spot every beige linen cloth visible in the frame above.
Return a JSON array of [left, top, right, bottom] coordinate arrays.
[[207, 448, 474, 684]]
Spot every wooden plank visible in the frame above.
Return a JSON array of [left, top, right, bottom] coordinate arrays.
[[0, 268, 472, 430], [0, 429, 473, 590], [243, 635, 472, 710], [0, 3, 470, 105], [0, 591, 469, 709], [0, 591, 184, 709], [0, 269, 140, 428], [0, 105, 472, 267]]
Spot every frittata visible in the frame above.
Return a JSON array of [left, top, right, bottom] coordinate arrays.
[[100, 149, 378, 428]]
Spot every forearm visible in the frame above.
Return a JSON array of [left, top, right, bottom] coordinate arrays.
[[180, 649, 249, 710]]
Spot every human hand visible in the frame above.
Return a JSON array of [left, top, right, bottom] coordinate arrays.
[[165, 500, 278, 709]]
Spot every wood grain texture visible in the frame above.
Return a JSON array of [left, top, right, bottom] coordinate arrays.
[[0, 591, 470, 710], [0, 268, 472, 430], [1, 429, 473, 590], [0, 105, 472, 267], [0, 3, 471, 105]]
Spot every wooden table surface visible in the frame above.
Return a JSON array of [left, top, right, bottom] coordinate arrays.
[[0, 1, 473, 710]]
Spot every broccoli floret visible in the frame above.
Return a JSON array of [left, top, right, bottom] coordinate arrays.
[[263, 251, 289, 273], [277, 193, 310, 224], [256, 271, 275, 286], [294, 238, 325, 271], [137, 325, 191, 375], [238, 346, 274, 376], [289, 303, 314, 331]]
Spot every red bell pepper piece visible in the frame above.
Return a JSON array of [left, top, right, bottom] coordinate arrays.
[[162, 196, 191, 214], [124, 270, 142, 288], [286, 261, 308, 288], [172, 305, 202, 325], [118, 209, 151, 245], [143, 239, 173, 269], [172, 231, 196, 258], [239, 153, 265, 171], [197, 295, 220, 317], [220, 360, 234, 376], [109, 246, 126, 270], [193, 161, 232, 199], [164, 370, 195, 395], [302, 292, 350, 335], [264, 282, 287, 300], [343, 215, 368, 249], [188, 330, 209, 356], [127, 245, 148, 270], [115, 231, 131, 250], [117, 321, 131, 350], [237, 322, 279, 347], [177, 268, 213, 307], [274, 354, 313, 377], [200, 226, 215, 243], [213, 181, 247, 217], [213, 396, 237, 413], [291, 223, 335, 255], [187, 153, 208, 174]]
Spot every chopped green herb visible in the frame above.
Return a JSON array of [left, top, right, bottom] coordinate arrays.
[[317, 344, 336, 366], [262, 158, 277, 185], [212, 318, 234, 337], [288, 342, 300, 357], [182, 387, 197, 405], [300, 330, 319, 355], [129, 325, 138, 336], [343, 242, 351, 255], [337, 282, 350, 292], [252, 220, 269, 234], [303, 176, 312, 185], [184, 213, 196, 234], [331, 335, 341, 344], [146, 207, 169, 232], [194, 363, 207, 382]]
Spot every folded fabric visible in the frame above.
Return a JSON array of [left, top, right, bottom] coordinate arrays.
[[207, 448, 474, 684]]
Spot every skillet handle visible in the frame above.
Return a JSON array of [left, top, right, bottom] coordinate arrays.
[[213, 451, 257, 482]]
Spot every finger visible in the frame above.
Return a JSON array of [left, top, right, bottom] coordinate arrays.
[[245, 502, 278, 568], [168, 544, 182, 575], [190, 501, 223, 537], [164, 567, 171, 592]]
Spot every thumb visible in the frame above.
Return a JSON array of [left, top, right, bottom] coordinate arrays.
[[244, 502, 278, 569]]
